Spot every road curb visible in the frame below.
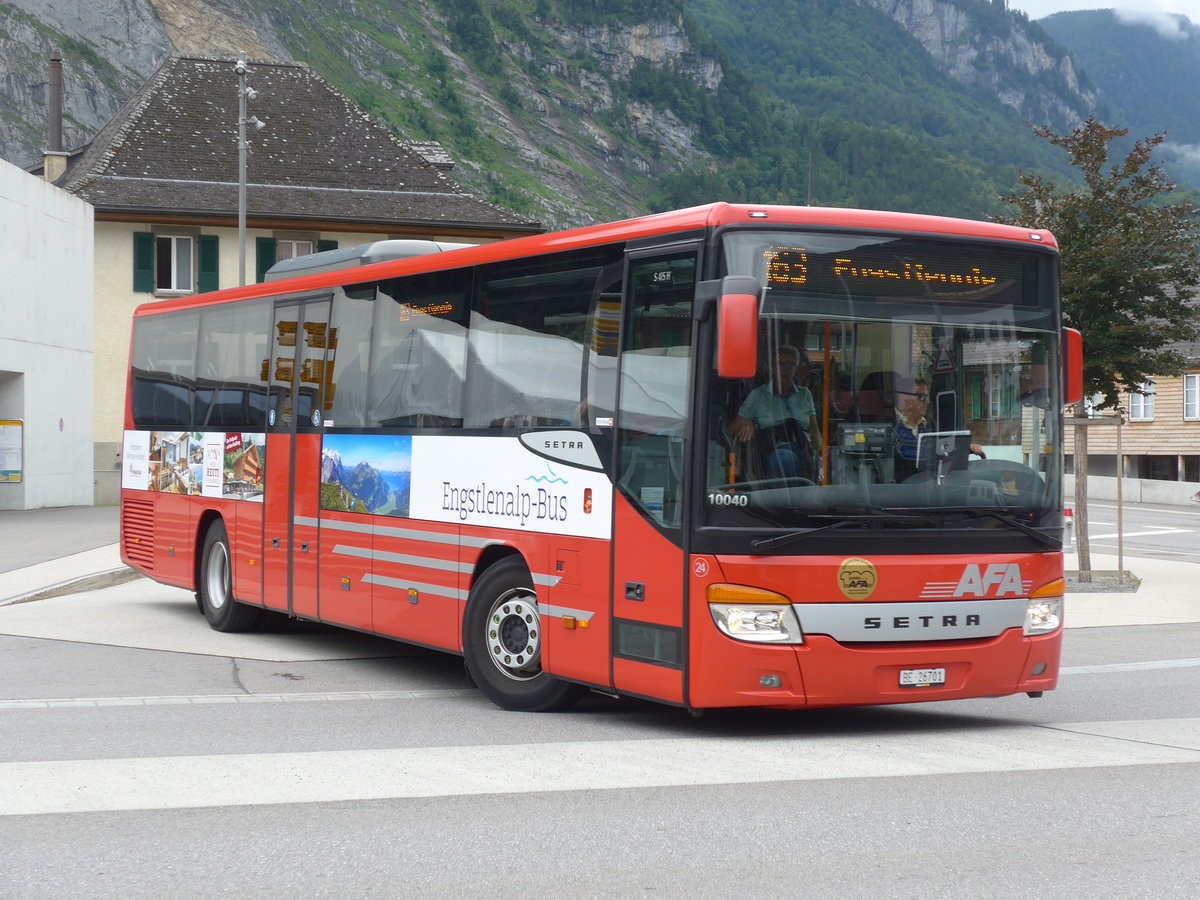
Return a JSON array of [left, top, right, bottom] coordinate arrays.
[[0, 568, 145, 607]]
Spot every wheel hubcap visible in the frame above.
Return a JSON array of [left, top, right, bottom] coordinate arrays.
[[486, 588, 541, 681], [206, 542, 230, 610]]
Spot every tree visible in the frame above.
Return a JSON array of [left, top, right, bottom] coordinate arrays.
[[997, 117, 1200, 577]]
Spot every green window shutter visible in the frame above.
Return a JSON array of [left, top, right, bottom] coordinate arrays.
[[197, 235, 219, 293], [317, 239, 338, 253], [255, 237, 277, 283], [133, 232, 155, 292]]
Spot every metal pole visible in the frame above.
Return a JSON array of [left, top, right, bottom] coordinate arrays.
[[237, 51, 247, 287], [1116, 409, 1124, 585]]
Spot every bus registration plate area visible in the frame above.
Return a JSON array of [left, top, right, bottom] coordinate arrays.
[[899, 667, 946, 688]]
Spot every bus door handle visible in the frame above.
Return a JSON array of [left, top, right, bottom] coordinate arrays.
[[272, 537, 280, 548], [625, 582, 645, 602]]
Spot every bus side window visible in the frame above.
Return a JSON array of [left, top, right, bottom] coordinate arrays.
[[194, 300, 270, 429], [369, 270, 470, 428], [465, 248, 623, 431], [130, 310, 200, 430], [324, 284, 376, 428]]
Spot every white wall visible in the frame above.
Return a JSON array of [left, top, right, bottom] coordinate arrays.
[[0, 159, 94, 509], [1064, 475, 1200, 508]]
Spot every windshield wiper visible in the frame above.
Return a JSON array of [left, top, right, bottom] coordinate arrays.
[[751, 514, 928, 552], [879, 506, 1060, 551]]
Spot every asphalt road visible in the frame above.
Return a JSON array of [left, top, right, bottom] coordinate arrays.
[[1074, 498, 1200, 564], [0, 505, 118, 573], [1, 578, 1198, 898]]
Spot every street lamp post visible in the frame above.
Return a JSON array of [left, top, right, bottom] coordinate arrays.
[[235, 52, 264, 286]]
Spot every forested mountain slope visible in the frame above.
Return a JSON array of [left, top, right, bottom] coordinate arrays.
[[1039, 8, 1200, 185], [0, 0, 1155, 227]]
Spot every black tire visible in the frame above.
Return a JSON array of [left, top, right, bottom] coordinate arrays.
[[462, 556, 586, 712], [198, 520, 263, 633]]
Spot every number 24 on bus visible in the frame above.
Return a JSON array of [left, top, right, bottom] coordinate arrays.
[[121, 202, 1082, 713]]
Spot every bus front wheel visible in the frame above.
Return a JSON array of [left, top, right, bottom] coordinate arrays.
[[463, 557, 586, 712], [198, 520, 262, 633]]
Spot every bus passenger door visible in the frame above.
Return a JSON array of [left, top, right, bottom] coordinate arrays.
[[262, 296, 335, 622], [611, 249, 698, 705]]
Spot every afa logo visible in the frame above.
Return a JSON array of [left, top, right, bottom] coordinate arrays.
[[837, 557, 878, 601]]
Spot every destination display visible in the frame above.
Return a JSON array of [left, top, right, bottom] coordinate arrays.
[[755, 241, 1032, 305]]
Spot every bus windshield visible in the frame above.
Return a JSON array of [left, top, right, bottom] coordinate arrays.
[[704, 230, 1063, 533]]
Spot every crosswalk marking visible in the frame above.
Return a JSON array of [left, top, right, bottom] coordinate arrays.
[[2, 718, 1197, 817], [1061, 657, 1200, 675], [1088, 528, 1192, 540]]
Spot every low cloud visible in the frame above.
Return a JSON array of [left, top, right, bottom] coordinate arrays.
[[1162, 142, 1200, 166], [1114, 7, 1191, 40]]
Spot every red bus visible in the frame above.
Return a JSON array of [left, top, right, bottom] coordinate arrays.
[[120, 203, 1083, 712]]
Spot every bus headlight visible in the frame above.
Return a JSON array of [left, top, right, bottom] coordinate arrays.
[[707, 584, 804, 644], [1024, 597, 1063, 635]]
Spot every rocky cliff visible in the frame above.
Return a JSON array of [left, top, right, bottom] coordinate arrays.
[[856, 0, 1097, 128]]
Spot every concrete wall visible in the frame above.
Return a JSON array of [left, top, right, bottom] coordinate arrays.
[[0, 160, 94, 509], [1064, 475, 1200, 507]]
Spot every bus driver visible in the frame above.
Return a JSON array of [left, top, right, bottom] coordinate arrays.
[[730, 345, 823, 481]]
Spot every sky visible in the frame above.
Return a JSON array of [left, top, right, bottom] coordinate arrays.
[[1007, 0, 1200, 24]]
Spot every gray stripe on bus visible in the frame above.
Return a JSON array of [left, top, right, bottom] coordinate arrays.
[[538, 603, 595, 622], [332, 544, 469, 574], [294, 515, 497, 548], [363, 574, 467, 601], [298, 517, 560, 587]]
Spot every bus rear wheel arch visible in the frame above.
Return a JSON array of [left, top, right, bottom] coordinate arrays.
[[463, 556, 586, 712], [197, 519, 263, 633]]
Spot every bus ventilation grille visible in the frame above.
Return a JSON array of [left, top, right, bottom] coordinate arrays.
[[121, 498, 155, 571]]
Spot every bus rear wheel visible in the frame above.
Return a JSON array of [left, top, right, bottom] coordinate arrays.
[[198, 520, 262, 633], [463, 557, 586, 712]]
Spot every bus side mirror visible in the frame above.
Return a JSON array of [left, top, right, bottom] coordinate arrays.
[[717, 276, 759, 379], [1063, 327, 1083, 405]]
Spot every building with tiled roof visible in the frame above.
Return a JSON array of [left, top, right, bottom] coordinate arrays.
[[48, 56, 539, 238], [32, 55, 541, 503]]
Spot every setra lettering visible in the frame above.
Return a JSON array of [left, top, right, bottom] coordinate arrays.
[[861, 613, 983, 630]]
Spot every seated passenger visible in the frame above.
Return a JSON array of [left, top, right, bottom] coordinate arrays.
[[730, 345, 822, 481], [854, 370, 899, 423]]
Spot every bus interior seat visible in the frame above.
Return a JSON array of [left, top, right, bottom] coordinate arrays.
[[855, 370, 900, 422]]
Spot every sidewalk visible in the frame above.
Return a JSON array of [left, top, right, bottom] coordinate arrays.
[[1062, 551, 1200, 627], [0, 506, 137, 606], [0, 506, 1197, 627]]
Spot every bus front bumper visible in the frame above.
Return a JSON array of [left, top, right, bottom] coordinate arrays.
[[688, 625, 1061, 710]]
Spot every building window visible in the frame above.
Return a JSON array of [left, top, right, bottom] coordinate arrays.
[[277, 239, 314, 261], [256, 236, 336, 282], [1185, 373, 1199, 421], [1128, 380, 1155, 421], [156, 235, 194, 292], [1082, 393, 1105, 418], [1137, 455, 1177, 481]]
